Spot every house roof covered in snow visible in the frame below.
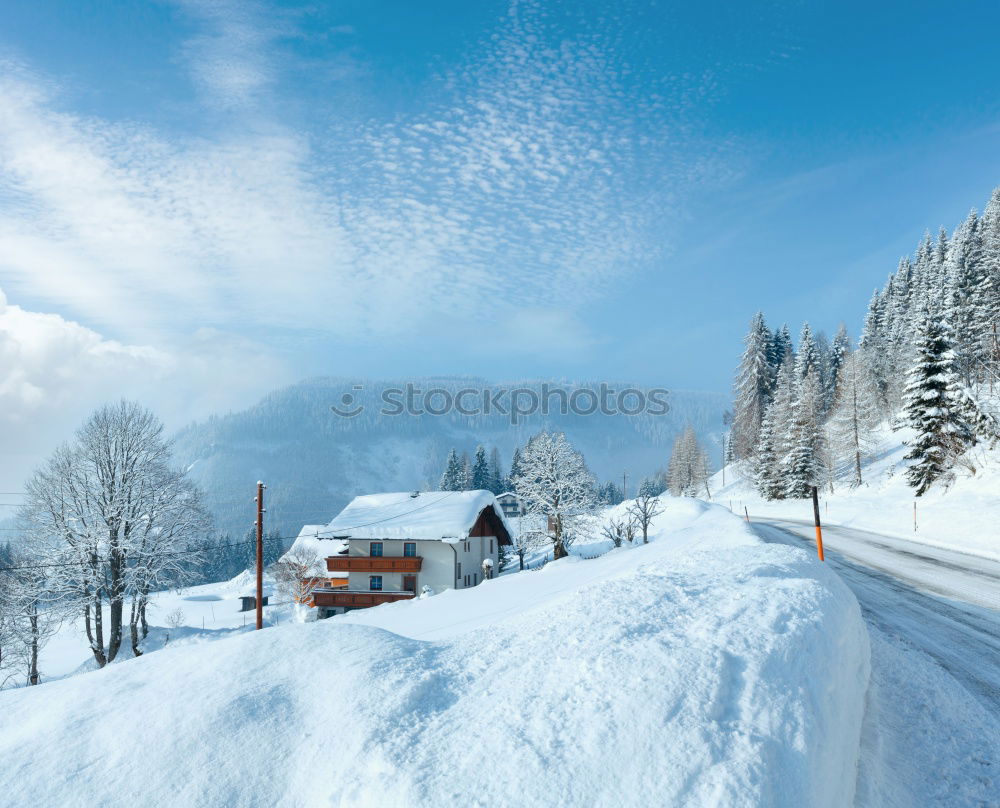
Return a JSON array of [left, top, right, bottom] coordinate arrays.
[[324, 490, 513, 543], [281, 524, 349, 577]]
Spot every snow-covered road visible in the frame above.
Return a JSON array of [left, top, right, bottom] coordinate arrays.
[[754, 518, 1000, 806], [756, 517, 1000, 609]]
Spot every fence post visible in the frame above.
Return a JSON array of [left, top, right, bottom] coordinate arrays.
[[811, 486, 825, 561]]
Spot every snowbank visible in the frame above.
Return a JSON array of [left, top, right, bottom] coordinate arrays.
[[714, 424, 1000, 561], [0, 499, 869, 808]]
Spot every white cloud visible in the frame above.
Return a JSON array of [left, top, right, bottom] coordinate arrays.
[[0, 0, 739, 484], [0, 1, 731, 348], [0, 286, 170, 417], [0, 287, 292, 489]]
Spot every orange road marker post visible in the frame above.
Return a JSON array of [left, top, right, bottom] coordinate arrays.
[[744, 506, 750, 523], [811, 486, 825, 561]]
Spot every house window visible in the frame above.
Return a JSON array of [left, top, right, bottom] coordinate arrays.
[[489, 539, 493, 553], [473, 573, 478, 586], [403, 542, 417, 558], [369, 576, 383, 591], [457, 562, 462, 580], [370, 542, 383, 557], [403, 575, 417, 593]]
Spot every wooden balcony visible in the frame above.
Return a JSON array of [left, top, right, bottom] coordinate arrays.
[[311, 589, 416, 609], [326, 556, 422, 573]]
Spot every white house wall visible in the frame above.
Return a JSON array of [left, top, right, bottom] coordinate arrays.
[[345, 536, 499, 593]]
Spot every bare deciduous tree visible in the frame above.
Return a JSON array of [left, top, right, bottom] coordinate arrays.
[[600, 514, 637, 548], [0, 552, 65, 686], [274, 545, 322, 604], [627, 493, 664, 544], [20, 400, 210, 667], [163, 609, 185, 646]]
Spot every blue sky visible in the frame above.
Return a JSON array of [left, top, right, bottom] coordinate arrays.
[[1, 0, 1000, 477]]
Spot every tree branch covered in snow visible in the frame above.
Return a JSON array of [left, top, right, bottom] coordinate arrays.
[[18, 401, 210, 667], [512, 431, 596, 559]]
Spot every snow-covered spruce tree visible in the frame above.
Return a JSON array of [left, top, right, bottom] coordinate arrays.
[[460, 452, 472, 489], [828, 351, 882, 487], [814, 329, 835, 412], [753, 407, 785, 500], [784, 368, 825, 499], [859, 289, 894, 417], [732, 312, 773, 460], [637, 474, 666, 498], [829, 324, 851, 399], [945, 210, 985, 384], [507, 447, 523, 492], [901, 316, 977, 495], [667, 425, 710, 497], [512, 431, 596, 559], [597, 481, 624, 506], [488, 447, 505, 494], [471, 445, 491, 490], [756, 359, 796, 497], [768, 323, 793, 379], [980, 186, 1000, 290], [19, 401, 209, 667], [439, 449, 463, 491], [795, 322, 820, 380]]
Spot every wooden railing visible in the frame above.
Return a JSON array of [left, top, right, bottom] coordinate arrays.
[[326, 556, 423, 573], [311, 590, 416, 609]]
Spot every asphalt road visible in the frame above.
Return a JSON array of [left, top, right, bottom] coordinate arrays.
[[753, 517, 1000, 710]]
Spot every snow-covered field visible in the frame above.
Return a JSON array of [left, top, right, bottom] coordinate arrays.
[[0, 498, 869, 808], [30, 569, 291, 682], [715, 424, 1000, 561]]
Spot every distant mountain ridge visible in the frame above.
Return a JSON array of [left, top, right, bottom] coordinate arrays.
[[171, 377, 728, 538]]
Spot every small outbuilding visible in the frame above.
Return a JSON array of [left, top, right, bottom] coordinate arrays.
[[239, 594, 268, 612]]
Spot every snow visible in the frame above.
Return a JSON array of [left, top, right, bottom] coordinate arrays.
[[0, 497, 869, 808], [857, 625, 1000, 808], [714, 423, 1000, 561], [755, 520, 1000, 807], [282, 524, 348, 577], [323, 489, 513, 542]]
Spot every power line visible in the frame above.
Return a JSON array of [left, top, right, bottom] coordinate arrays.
[[0, 534, 291, 573], [0, 491, 461, 573], [0, 493, 460, 571]]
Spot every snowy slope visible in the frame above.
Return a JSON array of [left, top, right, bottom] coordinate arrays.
[[714, 424, 1000, 561], [0, 499, 869, 808]]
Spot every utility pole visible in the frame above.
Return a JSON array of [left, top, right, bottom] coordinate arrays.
[[255, 481, 265, 630], [811, 486, 825, 562], [622, 471, 628, 500]]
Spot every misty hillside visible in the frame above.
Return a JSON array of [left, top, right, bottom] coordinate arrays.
[[172, 377, 727, 538]]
